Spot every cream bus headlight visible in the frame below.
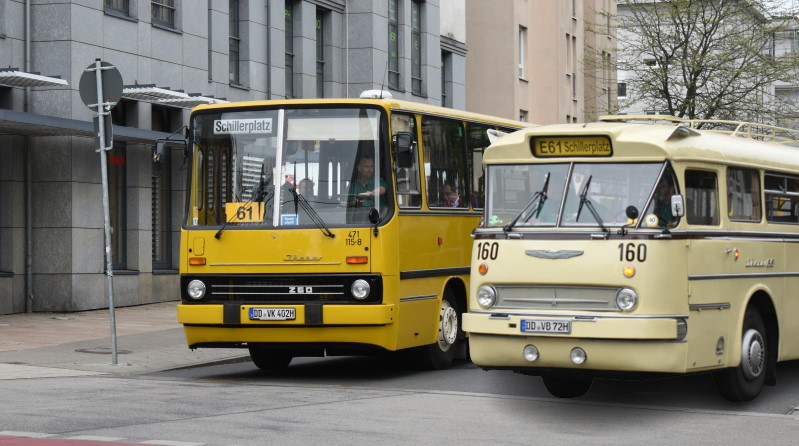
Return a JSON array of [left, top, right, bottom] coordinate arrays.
[[476, 285, 497, 308], [351, 279, 371, 300], [615, 288, 638, 311], [187, 280, 207, 300]]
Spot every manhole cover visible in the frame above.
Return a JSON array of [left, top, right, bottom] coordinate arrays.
[[75, 347, 132, 355]]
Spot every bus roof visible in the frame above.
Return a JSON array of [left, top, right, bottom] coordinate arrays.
[[484, 116, 799, 172], [190, 97, 531, 129]]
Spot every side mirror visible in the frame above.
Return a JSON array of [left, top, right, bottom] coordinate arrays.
[[671, 195, 685, 218], [393, 132, 414, 168], [368, 208, 381, 225], [152, 140, 166, 177]]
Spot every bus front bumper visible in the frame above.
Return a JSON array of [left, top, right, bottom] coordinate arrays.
[[463, 312, 688, 374], [178, 303, 396, 349]]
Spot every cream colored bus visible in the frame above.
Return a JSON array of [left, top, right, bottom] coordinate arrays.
[[176, 93, 529, 371], [463, 116, 799, 401]]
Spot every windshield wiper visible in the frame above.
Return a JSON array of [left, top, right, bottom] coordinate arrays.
[[214, 180, 274, 239], [288, 187, 335, 238], [575, 175, 607, 233], [504, 173, 550, 231]]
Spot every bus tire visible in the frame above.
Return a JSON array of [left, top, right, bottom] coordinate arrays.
[[542, 374, 592, 398], [713, 307, 767, 402], [417, 293, 459, 370], [248, 346, 293, 371]]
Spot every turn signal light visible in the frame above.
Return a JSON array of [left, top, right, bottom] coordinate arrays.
[[347, 256, 368, 264], [623, 265, 635, 278], [478, 263, 488, 275], [189, 257, 206, 265]]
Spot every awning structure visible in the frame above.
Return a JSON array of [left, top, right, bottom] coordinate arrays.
[[0, 108, 185, 145], [122, 84, 227, 109], [0, 68, 68, 88]]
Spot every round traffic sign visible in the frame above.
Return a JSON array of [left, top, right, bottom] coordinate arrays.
[[79, 60, 123, 110]]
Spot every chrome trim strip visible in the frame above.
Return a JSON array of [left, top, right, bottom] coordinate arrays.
[[400, 294, 438, 302], [689, 272, 799, 280], [469, 310, 688, 319], [210, 262, 342, 266], [689, 303, 731, 311]]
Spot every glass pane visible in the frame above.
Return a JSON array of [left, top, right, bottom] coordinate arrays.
[[190, 107, 391, 228], [727, 167, 761, 222], [422, 118, 467, 208], [685, 170, 719, 225], [486, 164, 569, 227]]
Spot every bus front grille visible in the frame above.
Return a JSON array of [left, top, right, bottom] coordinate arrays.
[[495, 285, 619, 311], [181, 274, 383, 304]]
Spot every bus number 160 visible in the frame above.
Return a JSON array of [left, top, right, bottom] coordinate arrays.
[[477, 242, 499, 260]]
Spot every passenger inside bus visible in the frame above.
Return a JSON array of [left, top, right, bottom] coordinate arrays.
[[443, 183, 462, 207], [346, 155, 386, 208], [652, 177, 677, 227]]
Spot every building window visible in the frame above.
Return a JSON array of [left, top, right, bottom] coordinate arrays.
[[105, 0, 130, 16], [107, 145, 127, 270], [316, 9, 325, 98], [411, 0, 423, 95], [229, 0, 241, 85], [441, 51, 451, 107], [617, 82, 627, 98], [285, 1, 295, 98], [388, 0, 400, 90], [152, 0, 175, 28], [151, 106, 180, 269], [519, 110, 528, 122], [518, 26, 526, 79]]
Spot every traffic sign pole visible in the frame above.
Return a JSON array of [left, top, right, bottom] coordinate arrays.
[[82, 59, 121, 365]]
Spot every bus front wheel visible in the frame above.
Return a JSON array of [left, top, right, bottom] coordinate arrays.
[[417, 293, 459, 370], [542, 374, 592, 398], [248, 346, 293, 371], [713, 307, 767, 402]]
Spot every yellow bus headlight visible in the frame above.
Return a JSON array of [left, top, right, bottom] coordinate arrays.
[[476, 285, 497, 308], [351, 279, 371, 300], [615, 288, 638, 311], [187, 280, 207, 300]]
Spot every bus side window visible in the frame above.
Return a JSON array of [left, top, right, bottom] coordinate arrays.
[[764, 172, 799, 224], [685, 170, 719, 225], [727, 167, 761, 222], [466, 123, 498, 209], [391, 113, 421, 208], [422, 116, 467, 209]]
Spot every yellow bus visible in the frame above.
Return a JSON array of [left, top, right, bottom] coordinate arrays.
[[463, 116, 799, 401], [175, 92, 529, 370]]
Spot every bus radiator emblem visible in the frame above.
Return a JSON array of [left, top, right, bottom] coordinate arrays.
[[525, 250, 584, 259]]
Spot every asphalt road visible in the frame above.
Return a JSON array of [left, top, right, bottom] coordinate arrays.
[[153, 354, 799, 415], [3, 356, 799, 445]]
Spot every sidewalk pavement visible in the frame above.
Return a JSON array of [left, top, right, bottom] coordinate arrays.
[[0, 301, 248, 379]]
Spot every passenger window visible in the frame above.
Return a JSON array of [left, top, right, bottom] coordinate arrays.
[[727, 167, 761, 222], [391, 113, 421, 208], [685, 170, 719, 225], [422, 117, 467, 209], [466, 123, 502, 209], [764, 172, 799, 224]]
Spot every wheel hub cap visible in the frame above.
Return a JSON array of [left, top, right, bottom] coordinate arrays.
[[437, 302, 458, 350], [741, 328, 764, 380]]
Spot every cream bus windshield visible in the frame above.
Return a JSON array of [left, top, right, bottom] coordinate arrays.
[[485, 163, 664, 228], [189, 107, 389, 228]]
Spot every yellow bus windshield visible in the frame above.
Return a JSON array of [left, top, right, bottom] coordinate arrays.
[[190, 106, 389, 228]]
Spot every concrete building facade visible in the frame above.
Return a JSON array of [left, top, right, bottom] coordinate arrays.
[[0, 0, 467, 314], [465, 0, 617, 124]]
